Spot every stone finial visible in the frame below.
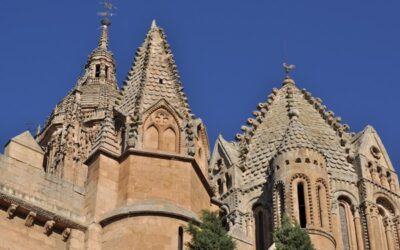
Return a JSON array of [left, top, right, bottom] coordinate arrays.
[[151, 19, 157, 29], [44, 220, 56, 235], [6, 204, 18, 219], [25, 211, 37, 227], [288, 109, 300, 119], [282, 63, 296, 85]]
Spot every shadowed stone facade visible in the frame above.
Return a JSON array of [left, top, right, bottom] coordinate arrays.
[[0, 18, 399, 250]]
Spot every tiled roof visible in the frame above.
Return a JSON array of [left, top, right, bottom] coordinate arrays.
[[235, 78, 354, 185], [118, 21, 192, 118]]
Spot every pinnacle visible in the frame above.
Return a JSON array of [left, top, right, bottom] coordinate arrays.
[[151, 19, 157, 29]]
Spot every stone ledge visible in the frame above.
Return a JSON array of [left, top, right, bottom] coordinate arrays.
[[99, 199, 200, 227], [0, 187, 86, 230], [307, 228, 336, 246]]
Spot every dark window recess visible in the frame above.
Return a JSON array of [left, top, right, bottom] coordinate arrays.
[[298, 183, 307, 228], [226, 173, 232, 190], [159, 79, 164, 84], [105, 66, 109, 78], [256, 210, 265, 250], [95, 65, 101, 77], [178, 227, 183, 250], [317, 186, 323, 227], [218, 179, 223, 195]]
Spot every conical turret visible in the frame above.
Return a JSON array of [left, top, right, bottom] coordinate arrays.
[[118, 21, 207, 162]]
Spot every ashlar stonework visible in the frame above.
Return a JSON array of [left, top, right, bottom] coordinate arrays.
[[0, 18, 399, 250]]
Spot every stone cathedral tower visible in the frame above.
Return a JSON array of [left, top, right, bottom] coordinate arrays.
[[0, 18, 217, 250], [0, 15, 399, 250], [209, 73, 400, 250]]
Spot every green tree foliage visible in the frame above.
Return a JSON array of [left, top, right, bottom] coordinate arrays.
[[186, 210, 236, 250], [273, 215, 315, 250]]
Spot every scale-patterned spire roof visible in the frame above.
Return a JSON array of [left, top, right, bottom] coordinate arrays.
[[235, 74, 354, 186], [276, 110, 318, 154], [118, 20, 192, 118]]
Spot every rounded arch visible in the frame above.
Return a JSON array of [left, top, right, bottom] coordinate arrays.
[[315, 178, 331, 230], [289, 173, 313, 226], [333, 190, 359, 207], [337, 195, 359, 250], [376, 196, 397, 216]]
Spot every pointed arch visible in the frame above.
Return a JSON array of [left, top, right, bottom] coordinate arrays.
[[161, 127, 177, 152], [143, 125, 159, 150], [142, 101, 181, 153]]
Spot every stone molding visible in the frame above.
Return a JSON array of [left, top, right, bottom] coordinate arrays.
[[99, 199, 200, 227]]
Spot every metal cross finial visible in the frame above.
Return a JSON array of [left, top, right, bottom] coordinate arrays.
[[283, 62, 296, 77], [97, 1, 117, 21]]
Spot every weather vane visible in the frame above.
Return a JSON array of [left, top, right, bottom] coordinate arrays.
[[97, 0, 117, 23], [283, 62, 295, 77]]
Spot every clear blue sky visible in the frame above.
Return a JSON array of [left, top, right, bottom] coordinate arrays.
[[1, 0, 399, 171]]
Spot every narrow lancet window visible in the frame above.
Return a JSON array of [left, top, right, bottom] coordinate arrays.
[[317, 186, 323, 227], [178, 227, 183, 250], [95, 64, 101, 77], [297, 183, 307, 228], [256, 210, 265, 250]]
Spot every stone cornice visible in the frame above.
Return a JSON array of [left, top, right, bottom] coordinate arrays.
[[86, 148, 215, 198], [0, 188, 86, 231], [99, 199, 201, 227]]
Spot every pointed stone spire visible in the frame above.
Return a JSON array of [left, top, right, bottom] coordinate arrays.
[[98, 18, 111, 50], [151, 19, 157, 29], [119, 20, 192, 118]]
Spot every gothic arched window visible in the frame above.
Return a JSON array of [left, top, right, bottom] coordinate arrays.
[[143, 108, 180, 153]]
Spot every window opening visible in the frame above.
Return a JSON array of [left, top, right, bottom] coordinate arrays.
[[297, 183, 307, 228]]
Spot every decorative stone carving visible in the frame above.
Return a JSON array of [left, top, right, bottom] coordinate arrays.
[[370, 145, 381, 159], [24, 211, 36, 227], [44, 220, 55, 235], [6, 204, 17, 219], [62, 228, 72, 241]]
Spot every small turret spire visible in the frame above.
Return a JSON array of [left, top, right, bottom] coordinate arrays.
[[97, 1, 115, 50], [99, 18, 110, 49], [151, 19, 157, 29]]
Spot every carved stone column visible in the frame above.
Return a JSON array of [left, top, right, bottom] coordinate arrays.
[[353, 208, 364, 250], [365, 203, 378, 250], [245, 213, 254, 240], [370, 166, 380, 184], [379, 173, 389, 189], [383, 218, 395, 250], [331, 201, 344, 250], [395, 216, 400, 249]]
